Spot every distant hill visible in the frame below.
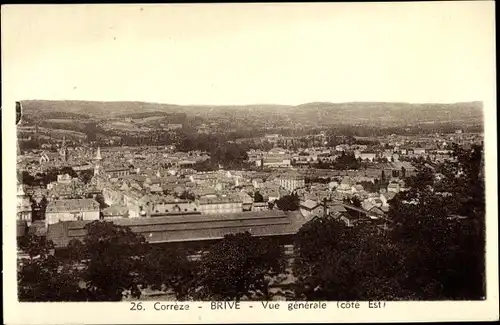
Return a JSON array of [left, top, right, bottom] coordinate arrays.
[[21, 100, 183, 119], [19, 99, 483, 127]]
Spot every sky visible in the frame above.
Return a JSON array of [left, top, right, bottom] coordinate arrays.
[[1, 2, 496, 106]]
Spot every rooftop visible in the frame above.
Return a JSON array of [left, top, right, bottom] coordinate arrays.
[[46, 199, 99, 213], [47, 210, 306, 248], [300, 199, 320, 210]]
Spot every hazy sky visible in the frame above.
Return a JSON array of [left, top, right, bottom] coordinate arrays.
[[1, 2, 495, 105]]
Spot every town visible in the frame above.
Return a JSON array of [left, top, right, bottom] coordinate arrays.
[[16, 122, 485, 302]]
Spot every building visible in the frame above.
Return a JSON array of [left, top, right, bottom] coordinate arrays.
[[148, 196, 200, 217], [387, 182, 400, 193], [47, 210, 307, 251], [47, 179, 87, 200], [252, 202, 269, 211], [337, 176, 356, 194], [45, 199, 100, 226], [56, 174, 73, 184], [59, 136, 68, 162], [239, 192, 254, 211], [299, 199, 324, 220], [102, 204, 129, 219], [197, 195, 243, 215], [279, 173, 305, 192], [355, 151, 377, 162], [103, 167, 131, 178], [256, 157, 292, 168], [17, 184, 33, 224], [413, 148, 427, 155]]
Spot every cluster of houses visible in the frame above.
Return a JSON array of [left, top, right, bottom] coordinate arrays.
[[20, 130, 477, 251]]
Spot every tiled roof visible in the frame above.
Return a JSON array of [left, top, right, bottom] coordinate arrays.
[[46, 199, 99, 213], [198, 195, 242, 205], [328, 205, 347, 213], [300, 199, 320, 210], [383, 192, 397, 200], [47, 210, 306, 248]]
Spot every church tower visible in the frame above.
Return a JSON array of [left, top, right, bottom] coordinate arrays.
[[95, 146, 102, 161], [94, 146, 102, 176], [59, 136, 68, 162]]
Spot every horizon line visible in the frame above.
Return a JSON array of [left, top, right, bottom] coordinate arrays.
[[19, 99, 483, 107]]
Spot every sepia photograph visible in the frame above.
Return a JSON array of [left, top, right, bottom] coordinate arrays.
[[2, 2, 498, 324]]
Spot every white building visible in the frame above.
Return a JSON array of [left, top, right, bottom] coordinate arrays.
[[17, 184, 32, 224], [197, 195, 243, 215], [45, 199, 100, 226], [279, 173, 305, 192]]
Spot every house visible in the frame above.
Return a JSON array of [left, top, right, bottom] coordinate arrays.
[[368, 206, 385, 217], [102, 186, 125, 206], [352, 184, 364, 193], [238, 192, 254, 211], [252, 202, 269, 212], [47, 179, 87, 200], [279, 172, 305, 192], [359, 152, 377, 162], [252, 178, 264, 189], [103, 167, 131, 178], [257, 157, 292, 168], [299, 200, 324, 220], [387, 182, 400, 193], [337, 176, 355, 194], [413, 148, 426, 155], [102, 204, 129, 219], [144, 195, 200, 217], [17, 184, 33, 224], [45, 198, 100, 227], [380, 191, 397, 204], [56, 174, 73, 184], [327, 203, 347, 216], [339, 214, 358, 227]]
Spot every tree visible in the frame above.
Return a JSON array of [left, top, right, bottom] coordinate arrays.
[[196, 232, 286, 300], [18, 234, 54, 260], [18, 254, 87, 301], [94, 194, 107, 210], [388, 144, 485, 300], [253, 191, 264, 203], [39, 195, 48, 214], [193, 159, 218, 172], [20, 171, 36, 186], [67, 238, 86, 263], [350, 196, 362, 207], [60, 166, 78, 178], [275, 193, 300, 211], [78, 170, 94, 184], [293, 217, 405, 301], [316, 159, 331, 169], [178, 190, 196, 201], [18, 235, 86, 301], [143, 246, 197, 300], [77, 221, 150, 301], [333, 152, 360, 170]]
